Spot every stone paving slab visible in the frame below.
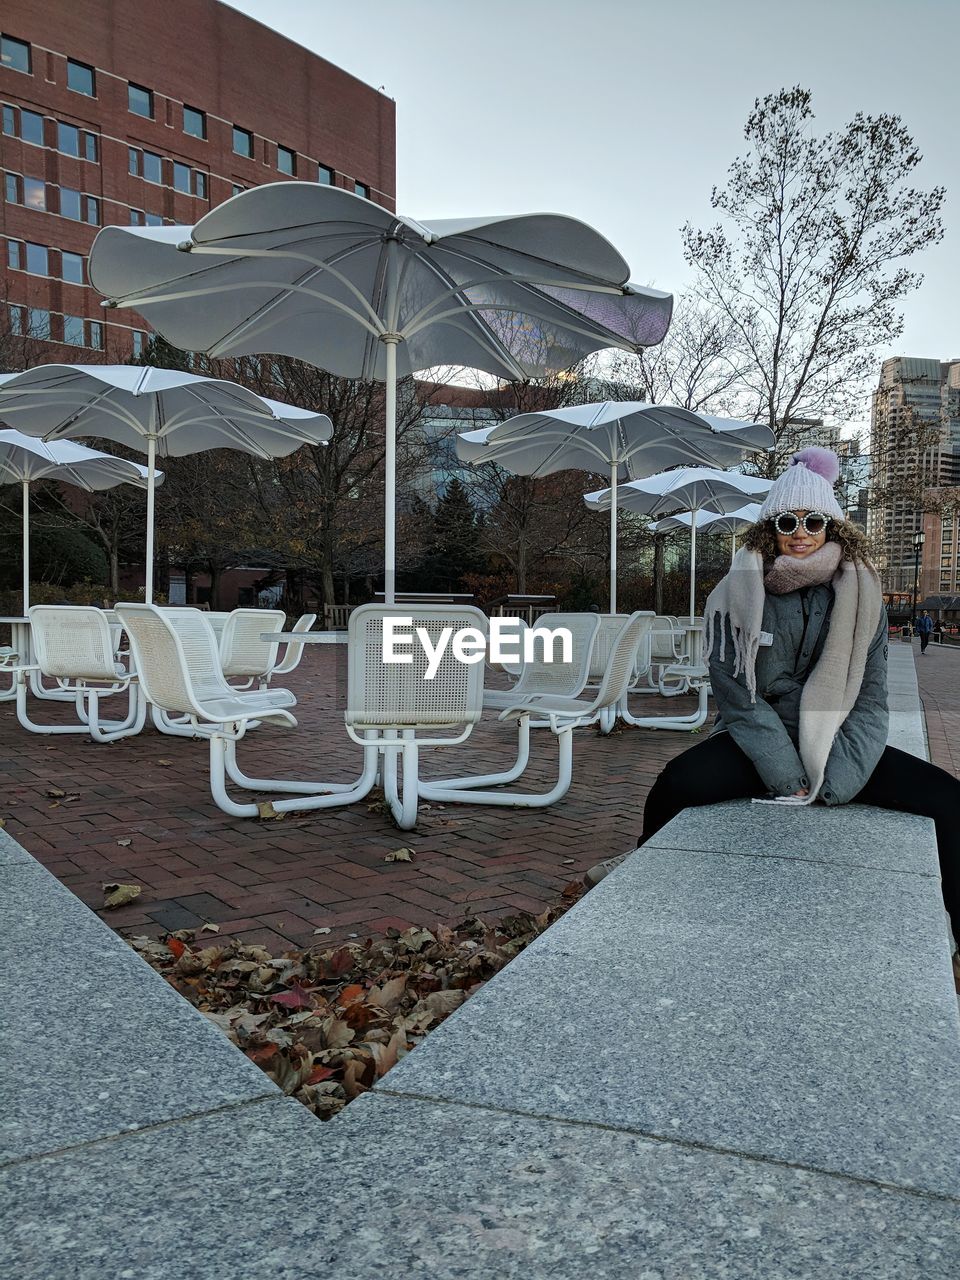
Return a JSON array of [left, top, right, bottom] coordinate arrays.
[[0, 861, 279, 1165], [0, 824, 33, 865], [642, 800, 937, 875], [381, 847, 960, 1198], [3, 1093, 957, 1280]]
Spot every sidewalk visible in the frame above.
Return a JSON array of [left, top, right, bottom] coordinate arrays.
[[911, 637, 960, 779]]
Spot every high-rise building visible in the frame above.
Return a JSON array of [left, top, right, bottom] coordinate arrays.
[[868, 357, 960, 596], [1, 0, 395, 362]]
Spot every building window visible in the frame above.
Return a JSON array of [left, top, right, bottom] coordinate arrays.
[[231, 183, 244, 196], [354, 181, 370, 199], [129, 207, 145, 225], [61, 250, 85, 284], [131, 329, 147, 357], [24, 241, 48, 275], [317, 164, 333, 185], [1, 35, 32, 75], [55, 122, 98, 162], [3, 104, 43, 146], [5, 173, 46, 210], [66, 59, 95, 97], [6, 239, 21, 269], [277, 145, 296, 176], [63, 314, 85, 346], [8, 304, 26, 334], [88, 320, 103, 350], [130, 148, 163, 184], [145, 211, 162, 227], [127, 83, 153, 118], [59, 187, 98, 224], [183, 105, 206, 139], [27, 307, 50, 338], [232, 126, 253, 157], [172, 163, 206, 197], [57, 121, 80, 156]]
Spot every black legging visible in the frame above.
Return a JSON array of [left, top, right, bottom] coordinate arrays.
[[640, 733, 959, 942]]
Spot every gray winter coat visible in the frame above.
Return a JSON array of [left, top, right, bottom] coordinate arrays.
[[708, 583, 888, 805]]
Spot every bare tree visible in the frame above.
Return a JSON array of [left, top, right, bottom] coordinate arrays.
[[682, 87, 945, 473]]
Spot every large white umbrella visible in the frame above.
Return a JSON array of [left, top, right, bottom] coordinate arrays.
[[585, 468, 772, 616], [0, 365, 332, 601], [654, 503, 763, 568], [86, 184, 674, 600], [0, 429, 159, 610], [457, 403, 773, 610]]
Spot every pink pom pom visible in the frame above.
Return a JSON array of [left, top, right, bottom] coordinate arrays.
[[790, 445, 839, 485]]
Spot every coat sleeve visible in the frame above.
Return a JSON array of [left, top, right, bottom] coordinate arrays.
[[708, 614, 809, 797], [820, 609, 889, 805]]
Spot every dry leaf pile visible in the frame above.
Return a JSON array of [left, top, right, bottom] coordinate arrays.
[[129, 884, 582, 1120]]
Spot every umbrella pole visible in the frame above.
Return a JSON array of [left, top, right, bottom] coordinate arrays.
[[689, 510, 697, 619], [383, 336, 399, 605], [730, 531, 736, 567], [609, 462, 618, 614], [22, 479, 30, 612], [145, 435, 157, 604]]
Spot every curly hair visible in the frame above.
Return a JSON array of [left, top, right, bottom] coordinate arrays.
[[743, 517, 874, 566]]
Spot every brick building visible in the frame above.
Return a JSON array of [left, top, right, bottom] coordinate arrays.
[[1, 0, 396, 362]]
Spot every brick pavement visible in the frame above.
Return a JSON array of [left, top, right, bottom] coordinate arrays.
[[5, 641, 954, 955], [0, 648, 698, 952]]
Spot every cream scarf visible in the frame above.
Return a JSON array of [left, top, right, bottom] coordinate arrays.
[[705, 542, 883, 805]]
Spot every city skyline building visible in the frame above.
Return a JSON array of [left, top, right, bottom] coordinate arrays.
[[1, 0, 396, 363], [868, 356, 960, 599]]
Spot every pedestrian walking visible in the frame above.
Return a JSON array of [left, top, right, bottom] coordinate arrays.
[[917, 610, 934, 654]]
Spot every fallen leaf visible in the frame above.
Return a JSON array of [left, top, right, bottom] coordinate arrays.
[[166, 936, 187, 960], [155, 759, 174, 767], [257, 801, 280, 820], [200, 922, 220, 934], [270, 986, 316, 1011], [46, 787, 65, 798], [102, 882, 141, 909], [384, 847, 414, 863], [116, 837, 132, 848], [313, 927, 331, 935], [561, 858, 575, 865]]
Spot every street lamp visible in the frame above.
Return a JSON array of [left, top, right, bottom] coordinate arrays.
[[911, 529, 925, 633]]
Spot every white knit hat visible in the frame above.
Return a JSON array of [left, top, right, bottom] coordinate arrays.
[[757, 446, 845, 522]]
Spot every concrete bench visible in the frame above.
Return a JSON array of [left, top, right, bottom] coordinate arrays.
[[2, 645, 958, 1278]]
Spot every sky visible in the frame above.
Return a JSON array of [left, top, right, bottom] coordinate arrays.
[[230, 0, 959, 425]]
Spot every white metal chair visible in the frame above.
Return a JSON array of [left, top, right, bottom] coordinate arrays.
[[267, 605, 488, 830], [619, 621, 711, 731], [16, 606, 146, 742], [420, 612, 655, 815], [116, 603, 376, 818], [475, 613, 600, 776], [218, 608, 287, 688], [258, 612, 318, 688]]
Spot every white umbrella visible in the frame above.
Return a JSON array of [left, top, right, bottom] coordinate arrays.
[[86, 184, 674, 600], [585, 468, 772, 616], [457, 403, 772, 610], [0, 365, 332, 601], [654, 503, 763, 568], [0, 429, 159, 610]]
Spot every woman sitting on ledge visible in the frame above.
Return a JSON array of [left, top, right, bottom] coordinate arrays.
[[588, 446, 960, 973]]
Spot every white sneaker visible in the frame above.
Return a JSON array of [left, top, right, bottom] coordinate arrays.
[[583, 851, 630, 889]]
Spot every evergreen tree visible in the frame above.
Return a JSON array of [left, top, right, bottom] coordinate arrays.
[[420, 478, 484, 592]]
